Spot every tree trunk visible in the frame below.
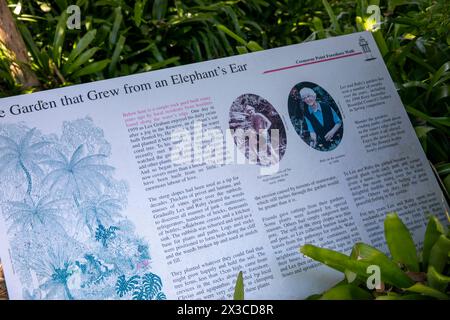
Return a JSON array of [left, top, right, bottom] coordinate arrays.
[[0, 0, 40, 89], [0, 264, 7, 300]]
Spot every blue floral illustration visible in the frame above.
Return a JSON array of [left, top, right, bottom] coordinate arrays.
[[43, 144, 114, 208], [6, 195, 66, 233], [0, 128, 49, 195], [95, 224, 119, 247], [80, 196, 122, 234], [115, 272, 164, 300], [0, 118, 166, 300]]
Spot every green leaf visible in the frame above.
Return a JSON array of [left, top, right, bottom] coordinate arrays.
[[312, 17, 326, 39], [404, 283, 449, 300], [431, 85, 450, 103], [351, 243, 415, 288], [216, 24, 247, 46], [53, 11, 69, 67], [134, 0, 147, 27], [435, 163, 450, 176], [153, 0, 168, 20], [18, 24, 47, 72], [422, 216, 445, 269], [320, 284, 373, 300], [71, 59, 110, 78], [246, 41, 263, 52], [300, 243, 414, 288], [109, 35, 126, 74], [384, 212, 420, 272], [236, 46, 248, 55], [428, 235, 450, 275], [110, 8, 123, 47], [322, 0, 342, 34], [376, 294, 431, 300], [140, 57, 180, 72], [67, 30, 97, 65], [414, 126, 434, 140], [64, 47, 100, 75], [427, 265, 450, 292], [406, 106, 450, 127], [233, 271, 244, 300]]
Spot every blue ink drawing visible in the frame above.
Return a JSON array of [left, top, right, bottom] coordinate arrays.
[[0, 117, 166, 299]]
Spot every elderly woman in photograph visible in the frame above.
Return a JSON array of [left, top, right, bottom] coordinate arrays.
[[300, 87, 342, 149]]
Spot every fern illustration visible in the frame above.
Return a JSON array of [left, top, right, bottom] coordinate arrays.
[[83, 254, 115, 286], [6, 195, 66, 233], [132, 285, 146, 300], [142, 272, 163, 300], [0, 128, 49, 195], [95, 224, 119, 247], [115, 273, 166, 300], [80, 196, 122, 233], [155, 292, 167, 300], [115, 275, 140, 298]]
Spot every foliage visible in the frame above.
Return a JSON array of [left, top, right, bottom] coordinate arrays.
[[115, 272, 165, 300], [0, 1, 447, 195], [233, 271, 244, 300], [300, 213, 450, 300]]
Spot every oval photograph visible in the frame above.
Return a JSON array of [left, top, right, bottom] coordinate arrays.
[[288, 82, 343, 151], [229, 94, 287, 166]]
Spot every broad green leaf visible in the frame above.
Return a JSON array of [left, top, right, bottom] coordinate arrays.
[[431, 85, 450, 103], [320, 284, 373, 300], [435, 163, 450, 176], [422, 216, 445, 269], [312, 17, 325, 39], [300, 243, 414, 288], [233, 271, 244, 300], [216, 24, 247, 46], [445, 175, 450, 195], [53, 11, 69, 67], [67, 30, 97, 64], [384, 212, 419, 272], [18, 24, 47, 72], [246, 41, 263, 52], [236, 46, 248, 55], [305, 294, 322, 300], [351, 243, 414, 288], [414, 126, 434, 140], [64, 47, 100, 75], [134, 0, 147, 27], [428, 235, 450, 275], [372, 30, 389, 57], [72, 59, 110, 78], [406, 106, 450, 127], [427, 265, 450, 292], [404, 283, 449, 300]]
